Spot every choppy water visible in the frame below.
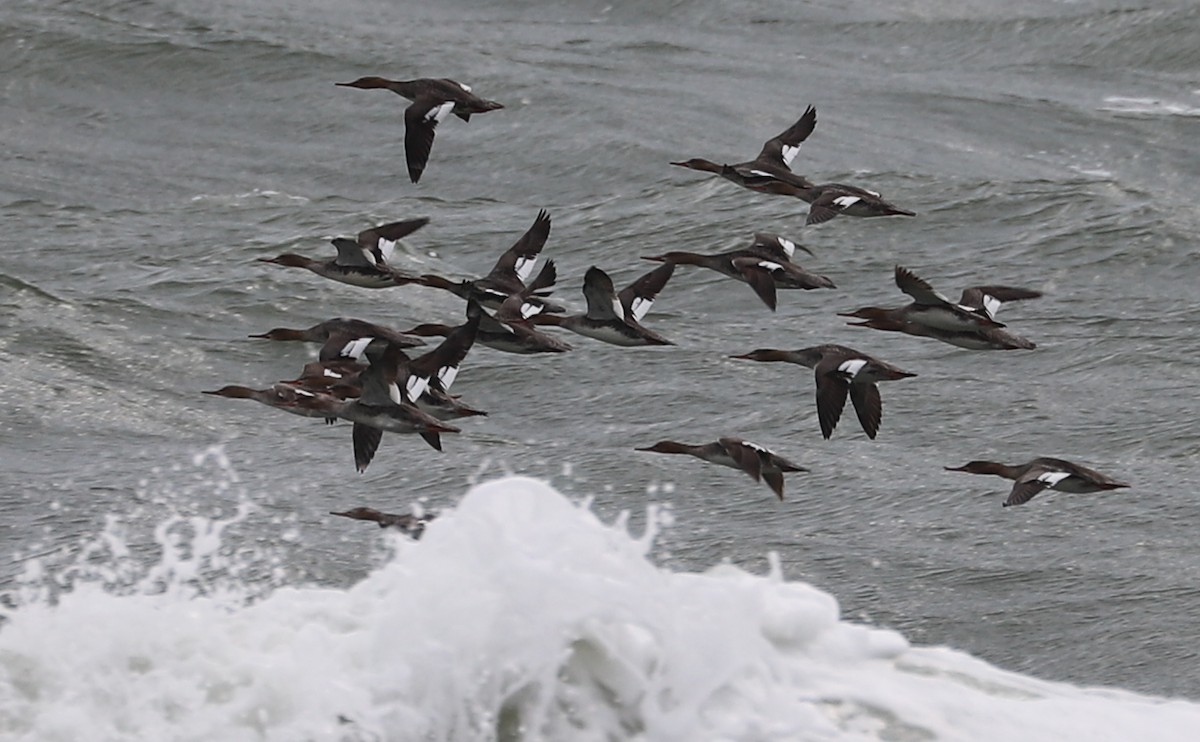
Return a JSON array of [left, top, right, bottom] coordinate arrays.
[[2, 0, 1200, 736]]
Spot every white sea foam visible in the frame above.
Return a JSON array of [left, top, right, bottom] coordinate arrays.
[[188, 189, 311, 207], [1099, 96, 1200, 117], [2, 474, 1199, 741]]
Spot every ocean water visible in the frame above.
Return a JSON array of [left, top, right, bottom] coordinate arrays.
[[2, 0, 1200, 738], [6, 474, 1200, 741]]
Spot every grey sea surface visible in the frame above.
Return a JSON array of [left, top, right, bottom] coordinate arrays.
[[2, 0, 1199, 699]]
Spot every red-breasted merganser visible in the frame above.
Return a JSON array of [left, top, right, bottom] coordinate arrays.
[[280, 360, 367, 400], [671, 106, 817, 196], [258, 218, 428, 288], [844, 264, 1041, 333], [645, 232, 833, 311], [841, 267, 1041, 337], [797, 183, 915, 225], [289, 341, 460, 470], [636, 437, 808, 500], [250, 317, 425, 359], [405, 297, 573, 354], [203, 384, 336, 422], [330, 506, 434, 538], [335, 76, 504, 183], [945, 457, 1130, 507], [306, 315, 486, 422], [487, 295, 575, 353], [403, 311, 488, 421], [532, 263, 675, 346], [841, 312, 1037, 350], [417, 209, 563, 312], [732, 344, 915, 440]]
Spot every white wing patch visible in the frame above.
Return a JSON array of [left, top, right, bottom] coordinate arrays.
[[780, 143, 801, 166], [1036, 471, 1071, 487], [838, 358, 867, 377], [777, 237, 796, 258], [438, 364, 460, 392], [749, 170, 774, 178], [866, 189, 881, 198], [628, 296, 653, 322], [833, 195, 861, 209], [376, 237, 397, 264], [322, 369, 343, 379], [405, 375, 429, 404], [741, 440, 770, 455], [339, 337, 373, 359], [519, 301, 543, 320], [757, 261, 783, 272], [982, 295, 1002, 318], [513, 255, 536, 283], [456, 81, 472, 92], [426, 101, 454, 124]]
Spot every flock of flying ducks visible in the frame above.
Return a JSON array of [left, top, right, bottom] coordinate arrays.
[[205, 76, 1129, 531]]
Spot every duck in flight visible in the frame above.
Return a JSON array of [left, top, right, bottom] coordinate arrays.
[[645, 232, 834, 311], [203, 383, 337, 422], [404, 297, 573, 354], [671, 106, 817, 197], [842, 313, 1037, 350], [330, 506, 434, 538], [636, 437, 808, 500], [840, 266, 1041, 345], [416, 209, 562, 312], [945, 457, 1129, 506], [796, 182, 915, 225], [532, 263, 675, 346], [258, 218, 428, 289], [671, 106, 913, 222], [336, 76, 504, 183], [288, 340, 460, 470], [249, 317, 425, 357], [732, 344, 915, 440]]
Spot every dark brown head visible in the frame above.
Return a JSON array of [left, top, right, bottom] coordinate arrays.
[[636, 441, 693, 455], [669, 158, 724, 174], [334, 76, 397, 90], [729, 348, 808, 365], [838, 307, 895, 322], [202, 385, 257, 399], [401, 323, 453, 339], [330, 506, 386, 522], [258, 253, 313, 269], [642, 252, 708, 267], [248, 327, 308, 341], [416, 274, 460, 292], [944, 461, 1007, 476]]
